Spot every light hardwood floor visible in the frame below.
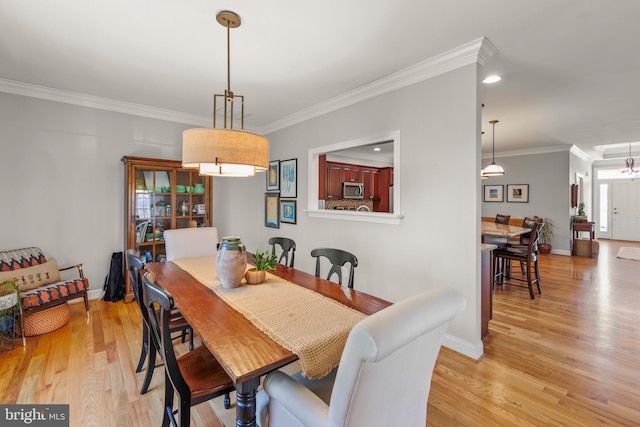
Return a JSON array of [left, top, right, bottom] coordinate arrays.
[[1, 239, 639, 426]]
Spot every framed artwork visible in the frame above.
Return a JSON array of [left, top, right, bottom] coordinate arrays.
[[265, 193, 280, 228], [267, 160, 280, 191], [507, 184, 529, 203], [280, 199, 297, 224], [483, 185, 504, 202], [280, 158, 297, 198]]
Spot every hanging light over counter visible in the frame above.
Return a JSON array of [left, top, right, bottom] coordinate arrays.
[[621, 142, 640, 175], [483, 119, 505, 177], [182, 10, 269, 177]]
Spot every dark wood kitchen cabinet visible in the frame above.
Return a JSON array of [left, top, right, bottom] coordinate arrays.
[[361, 167, 379, 200], [326, 163, 343, 199], [342, 165, 361, 183]]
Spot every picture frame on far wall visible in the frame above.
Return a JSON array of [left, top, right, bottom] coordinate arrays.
[[280, 199, 296, 224], [265, 193, 280, 228], [280, 158, 297, 198], [483, 185, 504, 202], [267, 160, 280, 191], [507, 184, 529, 203]]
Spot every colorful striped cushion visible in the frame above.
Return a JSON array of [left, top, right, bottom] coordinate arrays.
[[20, 278, 89, 309]]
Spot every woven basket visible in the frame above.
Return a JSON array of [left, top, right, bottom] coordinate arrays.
[[20, 303, 71, 337]]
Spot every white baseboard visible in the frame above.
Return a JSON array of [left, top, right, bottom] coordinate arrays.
[[442, 333, 483, 360]]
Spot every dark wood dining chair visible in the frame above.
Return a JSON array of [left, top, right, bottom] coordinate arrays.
[[269, 237, 296, 267], [311, 248, 358, 289], [125, 249, 193, 395], [508, 216, 540, 272], [495, 214, 511, 224], [142, 272, 234, 427], [492, 222, 543, 299]]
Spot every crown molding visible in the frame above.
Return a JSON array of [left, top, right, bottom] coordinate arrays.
[[570, 145, 592, 162], [0, 77, 211, 126], [260, 37, 496, 135], [0, 36, 496, 133], [483, 144, 572, 160]]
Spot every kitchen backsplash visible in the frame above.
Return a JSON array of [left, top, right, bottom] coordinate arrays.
[[325, 199, 374, 211]]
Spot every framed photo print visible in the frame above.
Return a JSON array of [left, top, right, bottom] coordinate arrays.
[[507, 184, 529, 203], [280, 199, 297, 224], [267, 160, 280, 191], [483, 185, 504, 202], [280, 158, 297, 198], [265, 193, 280, 228]]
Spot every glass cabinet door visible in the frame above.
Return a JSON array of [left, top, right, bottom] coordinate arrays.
[[134, 168, 172, 263], [175, 170, 208, 229]]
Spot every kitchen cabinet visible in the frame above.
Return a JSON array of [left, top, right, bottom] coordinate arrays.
[[361, 167, 379, 200], [342, 165, 361, 183], [326, 163, 343, 199], [320, 160, 390, 205], [121, 156, 212, 302]]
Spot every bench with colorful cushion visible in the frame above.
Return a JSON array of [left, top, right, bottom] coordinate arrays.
[[0, 247, 90, 329]]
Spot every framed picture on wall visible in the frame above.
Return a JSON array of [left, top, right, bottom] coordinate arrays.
[[507, 184, 529, 203], [267, 160, 280, 191], [483, 185, 504, 202], [265, 193, 280, 228], [280, 199, 296, 224], [280, 158, 297, 198]]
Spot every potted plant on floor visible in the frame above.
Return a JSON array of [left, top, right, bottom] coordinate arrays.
[[245, 250, 278, 285], [0, 279, 19, 351], [538, 218, 554, 254]]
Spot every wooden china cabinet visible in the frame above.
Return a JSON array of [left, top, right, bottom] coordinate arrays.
[[121, 156, 213, 302]]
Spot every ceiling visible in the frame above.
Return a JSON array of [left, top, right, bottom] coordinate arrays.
[[2, 0, 640, 160]]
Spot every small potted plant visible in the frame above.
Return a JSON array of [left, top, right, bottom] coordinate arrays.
[[245, 250, 278, 285], [576, 203, 587, 222], [538, 218, 554, 254]]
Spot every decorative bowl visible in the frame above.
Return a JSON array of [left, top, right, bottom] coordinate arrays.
[[175, 185, 186, 192]]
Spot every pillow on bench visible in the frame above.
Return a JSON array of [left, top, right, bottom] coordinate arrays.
[[0, 259, 61, 292]]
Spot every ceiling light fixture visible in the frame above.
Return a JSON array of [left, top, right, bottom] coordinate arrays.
[[483, 120, 505, 176], [482, 75, 502, 84], [182, 10, 269, 177], [621, 142, 640, 175]]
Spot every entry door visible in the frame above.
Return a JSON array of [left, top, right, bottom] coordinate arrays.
[[612, 179, 640, 241]]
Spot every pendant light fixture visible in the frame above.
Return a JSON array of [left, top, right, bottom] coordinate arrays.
[[621, 142, 639, 175], [182, 10, 269, 177], [483, 119, 505, 176]]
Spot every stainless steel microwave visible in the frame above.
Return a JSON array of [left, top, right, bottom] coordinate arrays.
[[343, 182, 364, 199]]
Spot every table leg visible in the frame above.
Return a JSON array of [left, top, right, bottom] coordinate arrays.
[[235, 377, 260, 427]]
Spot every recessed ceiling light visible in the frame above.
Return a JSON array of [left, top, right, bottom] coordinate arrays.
[[373, 147, 381, 151], [483, 75, 502, 84]]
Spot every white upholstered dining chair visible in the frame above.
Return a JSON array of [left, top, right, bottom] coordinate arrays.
[[256, 288, 466, 427], [164, 227, 219, 261]]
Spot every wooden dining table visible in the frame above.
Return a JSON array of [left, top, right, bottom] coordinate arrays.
[[146, 258, 390, 427]]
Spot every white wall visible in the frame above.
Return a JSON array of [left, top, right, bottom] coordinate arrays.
[[0, 92, 187, 297], [482, 150, 571, 253], [213, 65, 485, 358]]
